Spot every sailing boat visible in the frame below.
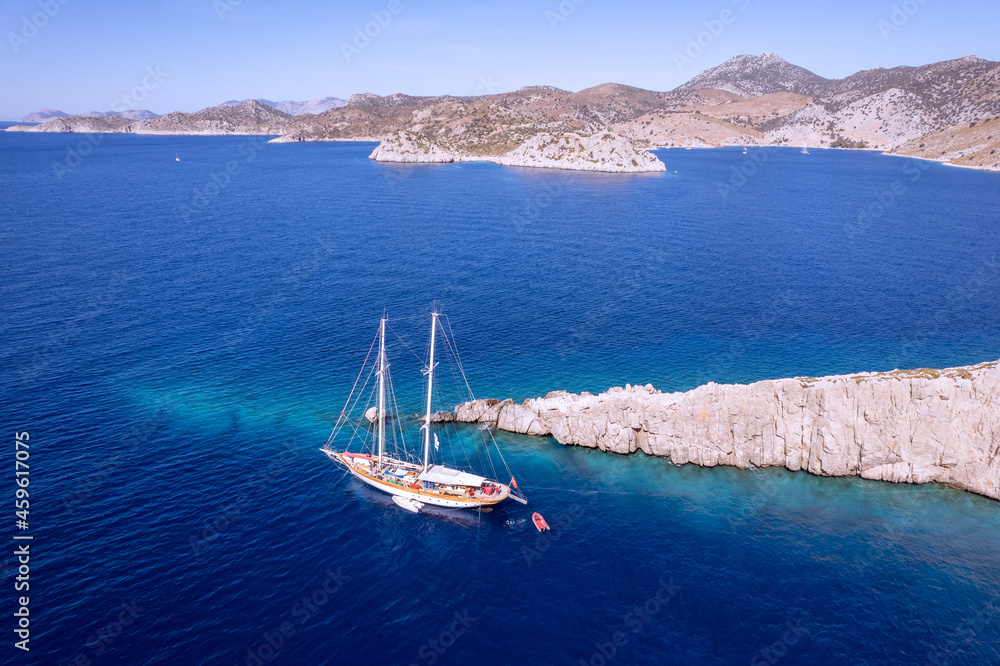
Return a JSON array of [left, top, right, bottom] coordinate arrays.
[[801, 146, 809, 155], [175, 150, 180, 162], [322, 310, 527, 512]]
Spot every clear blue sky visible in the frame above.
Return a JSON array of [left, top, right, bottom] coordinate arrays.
[[2, 0, 999, 119]]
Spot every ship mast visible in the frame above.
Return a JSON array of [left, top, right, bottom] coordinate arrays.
[[422, 310, 438, 471], [377, 315, 386, 466]]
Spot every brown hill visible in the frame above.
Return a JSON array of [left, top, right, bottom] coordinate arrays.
[[7, 115, 136, 133], [140, 100, 292, 134], [892, 115, 1000, 170]]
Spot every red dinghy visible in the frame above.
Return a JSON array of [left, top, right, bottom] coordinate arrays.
[[532, 512, 550, 532]]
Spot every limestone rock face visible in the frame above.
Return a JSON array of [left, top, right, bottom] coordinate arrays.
[[496, 401, 551, 436], [492, 132, 666, 173], [455, 398, 506, 424], [368, 130, 455, 163], [369, 130, 666, 173], [452, 362, 1000, 501]]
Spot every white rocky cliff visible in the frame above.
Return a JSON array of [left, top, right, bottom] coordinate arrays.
[[453, 360, 1000, 501], [369, 130, 666, 173], [366, 130, 456, 163]]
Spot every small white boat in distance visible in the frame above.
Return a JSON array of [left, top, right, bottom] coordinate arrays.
[[801, 147, 809, 155], [392, 496, 424, 513], [175, 151, 180, 162]]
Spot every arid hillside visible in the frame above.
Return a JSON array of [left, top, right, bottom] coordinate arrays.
[[10, 54, 1000, 170], [892, 115, 1000, 170]]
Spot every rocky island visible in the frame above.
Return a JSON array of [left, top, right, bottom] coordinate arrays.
[[449, 359, 1000, 501]]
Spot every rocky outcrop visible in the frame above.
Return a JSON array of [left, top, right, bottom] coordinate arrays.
[[456, 398, 551, 435], [367, 130, 455, 163], [370, 130, 666, 173], [453, 361, 1000, 501], [491, 131, 666, 172]]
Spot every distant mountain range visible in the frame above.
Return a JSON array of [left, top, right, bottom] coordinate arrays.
[[12, 100, 293, 136], [9, 55, 1000, 171], [218, 97, 345, 115], [19, 108, 159, 122], [17, 108, 69, 123], [16, 96, 344, 123], [84, 109, 160, 120]]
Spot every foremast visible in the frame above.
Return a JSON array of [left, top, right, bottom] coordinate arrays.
[[376, 316, 387, 466]]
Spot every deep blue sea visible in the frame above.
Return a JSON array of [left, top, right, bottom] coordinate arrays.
[[2, 125, 1000, 665]]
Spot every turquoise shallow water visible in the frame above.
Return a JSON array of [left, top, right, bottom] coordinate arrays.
[[1, 130, 999, 664]]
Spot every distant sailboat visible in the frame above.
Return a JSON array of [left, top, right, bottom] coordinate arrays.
[[175, 151, 180, 162], [801, 147, 809, 155], [743, 146, 748, 155]]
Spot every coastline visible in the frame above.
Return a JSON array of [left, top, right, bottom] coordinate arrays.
[[8, 124, 999, 174], [4, 126, 285, 137], [940, 160, 1000, 173], [9, 124, 998, 173], [373, 153, 669, 174], [3, 125, 381, 143], [654, 143, 1000, 174], [268, 135, 383, 143], [880, 149, 1000, 173]]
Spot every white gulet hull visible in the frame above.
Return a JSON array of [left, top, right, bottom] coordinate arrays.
[[327, 451, 511, 510]]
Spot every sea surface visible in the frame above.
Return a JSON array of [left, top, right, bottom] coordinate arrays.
[[2, 127, 1000, 664]]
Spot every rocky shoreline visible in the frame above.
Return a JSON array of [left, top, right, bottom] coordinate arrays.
[[450, 360, 1000, 501]]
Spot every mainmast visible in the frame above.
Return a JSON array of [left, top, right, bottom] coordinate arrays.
[[377, 316, 387, 466], [422, 310, 438, 471]]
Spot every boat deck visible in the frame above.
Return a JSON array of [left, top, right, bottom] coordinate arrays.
[[332, 451, 510, 507]]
